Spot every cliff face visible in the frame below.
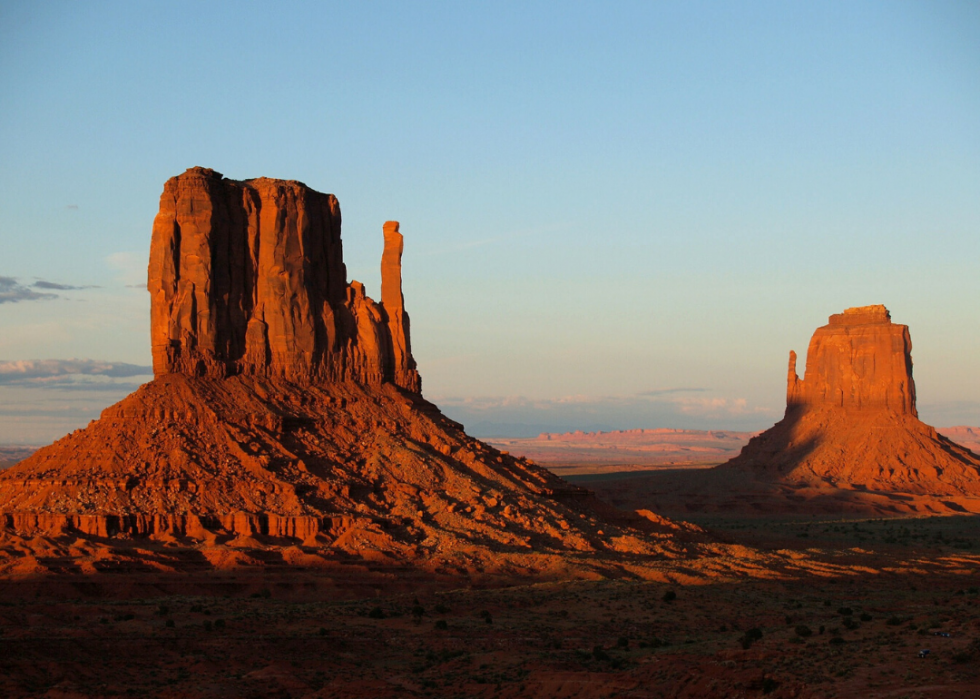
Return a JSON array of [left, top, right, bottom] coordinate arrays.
[[725, 305, 980, 495], [786, 305, 915, 416], [148, 167, 420, 392]]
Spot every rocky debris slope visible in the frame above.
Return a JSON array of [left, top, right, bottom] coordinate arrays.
[[0, 168, 700, 578], [723, 305, 980, 495]]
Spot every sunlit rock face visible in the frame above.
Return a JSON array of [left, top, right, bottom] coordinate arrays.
[[724, 305, 980, 495], [0, 168, 693, 573], [148, 167, 420, 392], [786, 305, 915, 416]]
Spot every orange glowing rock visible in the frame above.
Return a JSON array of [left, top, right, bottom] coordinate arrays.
[[725, 305, 980, 494]]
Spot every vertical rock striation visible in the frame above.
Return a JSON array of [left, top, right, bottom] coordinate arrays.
[[148, 167, 419, 391], [785, 305, 915, 415], [380, 221, 420, 393]]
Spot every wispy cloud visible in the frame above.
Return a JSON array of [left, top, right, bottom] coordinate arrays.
[[0, 276, 58, 304], [0, 359, 152, 388], [32, 280, 99, 291]]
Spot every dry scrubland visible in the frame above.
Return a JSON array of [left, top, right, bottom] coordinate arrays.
[[2, 524, 980, 699], [3, 175, 980, 697]]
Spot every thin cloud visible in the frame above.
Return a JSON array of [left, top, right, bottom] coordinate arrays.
[[65, 204, 79, 210], [32, 280, 100, 291], [636, 388, 706, 397], [0, 276, 57, 304], [0, 359, 152, 387]]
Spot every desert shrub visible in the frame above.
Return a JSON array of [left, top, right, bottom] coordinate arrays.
[[434, 619, 448, 630], [592, 645, 610, 661], [740, 628, 763, 649], [886, 616, 902, 626], [762, 677, 780, 694], [368, 607, 385, 619], [617, 636, 629, 648], [842, 617, 859, 630], [214, 619, 225, 630], [319, 627, 328, 636], [155, 605, 169, 616], [434, 603, 450, 614], [203, 620, 213, 631], [662, 590, 676, 603], [829, 636, 845, 645], [411, 604, 425, 619], [837, 607, 853, 616], [860, 613, 872, 622], [165, 619, 175, 628], [795, 625, 813, 638], [480, 610, 492, 624]]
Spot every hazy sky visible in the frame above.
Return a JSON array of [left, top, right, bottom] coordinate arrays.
[[1, 1, 978, 442]]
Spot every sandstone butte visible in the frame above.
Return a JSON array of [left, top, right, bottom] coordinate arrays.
[[722, 305, 980, 495], [0, 167, 710, 580]]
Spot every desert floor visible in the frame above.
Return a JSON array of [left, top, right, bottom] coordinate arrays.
[[1, 507, 979, 698]]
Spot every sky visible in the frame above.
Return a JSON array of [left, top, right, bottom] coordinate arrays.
[[0, 1, 978, 442]]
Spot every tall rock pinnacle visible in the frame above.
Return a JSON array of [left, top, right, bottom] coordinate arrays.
[[380, 221, 420, 393], [148, 167, 419, 391]]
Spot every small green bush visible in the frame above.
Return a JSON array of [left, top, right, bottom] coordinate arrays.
[[368, 607, 385, 619], [795, 625, 812, 638], [662, 590, 677, 603]]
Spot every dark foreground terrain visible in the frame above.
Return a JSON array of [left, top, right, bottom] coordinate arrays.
[[2, 520, 979, 699]]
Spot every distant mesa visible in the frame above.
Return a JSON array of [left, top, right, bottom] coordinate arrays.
[[723, 304, 980, 495], [0, 168, 693, 577]]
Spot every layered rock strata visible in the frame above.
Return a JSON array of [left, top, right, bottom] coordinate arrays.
[[724, 305, 980, 494], [0, 168, 689, 573]]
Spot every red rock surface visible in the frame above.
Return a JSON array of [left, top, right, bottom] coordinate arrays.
[[148, 167, 419, 391], [725, 305, 980, 496], [0, 168, 702, 578], [786, 304, 915, 415]]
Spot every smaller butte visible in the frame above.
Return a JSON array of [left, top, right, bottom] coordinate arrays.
[[723, 305, 980, 495]]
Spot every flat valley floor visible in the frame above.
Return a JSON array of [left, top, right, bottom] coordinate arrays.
[[2, 510, 980, 698]]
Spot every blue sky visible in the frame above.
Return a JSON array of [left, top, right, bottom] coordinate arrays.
[[0, 1, 978, 441]]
